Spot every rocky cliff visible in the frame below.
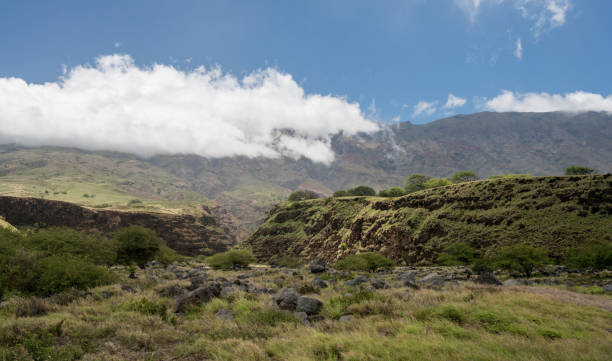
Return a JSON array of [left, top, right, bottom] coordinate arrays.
[[0, 196, 235, 255], [245, 175, 612, 264]]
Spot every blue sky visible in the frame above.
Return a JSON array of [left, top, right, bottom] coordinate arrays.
[[0, 1, 611, 162]]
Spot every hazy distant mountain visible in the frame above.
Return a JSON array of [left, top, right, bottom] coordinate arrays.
[[1, 111, 611, 237]]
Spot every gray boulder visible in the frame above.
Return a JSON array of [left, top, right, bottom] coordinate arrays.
[[397, 272, 419, 289], [296, 297, 323, 315], [345, 275, 369, 286], [603, 283, 612, 292], [370, 278, 388, 289], [273, 287, 299, 310], [503, 279, 522, 287], [338, 314, 354, 322], [419, 273, 445, 288], [312, 277, 328, 289], [174, 282, 222, 313], [310, 258, 327, 274]]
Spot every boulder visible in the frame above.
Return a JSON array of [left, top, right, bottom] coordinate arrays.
[[473, 272, 501, 285], [294, 311, 308, 323], [312, 277, 329, 289], [174, 282, 222, 313], [273, 288, 299, 311], [603, 283, 612, 293], [419, 273, 445, 288], [345, 275, 369, 286], [296, 297, 323, 315], [338, 314, 354, 322], [310, 258, 327, 274], [397, 272, 419, 289], [370, 278, 388, 289]]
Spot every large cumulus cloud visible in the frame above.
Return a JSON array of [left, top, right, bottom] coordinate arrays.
[[0, 54, 378, 164]]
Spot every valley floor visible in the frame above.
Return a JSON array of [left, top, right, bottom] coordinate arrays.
[[1, 263, 611, 361]]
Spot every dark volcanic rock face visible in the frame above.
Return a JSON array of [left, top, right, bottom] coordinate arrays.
[[0, 196, 234, 256]]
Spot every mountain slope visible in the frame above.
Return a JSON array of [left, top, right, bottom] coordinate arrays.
[[1, 111, 611, 236], [245, 175, 612, 264]]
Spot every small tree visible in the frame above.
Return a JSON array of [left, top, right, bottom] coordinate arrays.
[[334, 252, 394, 272], [423, 178, 451, 189], [437, 242, 475, 266], [405, 174, 431, 193], [494, 245, 550, 277], [378, 187, 406, 197], [207, 249, 257, 270], [450, 171, 477, 183], [347, 186, 376, 196], [564, 243, 612, 270], [565, 165, 595, 175], [114, 226, 163, 268], [333, 190, 351, 197], [288, 190, 319, 202]]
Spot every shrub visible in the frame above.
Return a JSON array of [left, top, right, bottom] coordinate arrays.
[[488, 174, 532, 179], [564, 243, 612, 270], [33, 255, 114, 296], [437, 242, 476, 266], [332, 190, 351, 197], [493, 245, 550, 277], [288, 190, 320, 202], [206, 249, 256, 270], [24, 227, 117, 266], [565, 165, 595, 175], [114, 226, 163, 268], [423, 178, 451, 189], [405, 174, 431, 193], [450, 171, 477, 183], [119, 297, 168, 321], [324, 290, 377, 319], [268, 254, 303, 268], [155, 244, 181, 265], [334, 252, 394, 272], [436, 305, 467, 324], [347, 186, 376, 196], [378, 187, 406, 197]]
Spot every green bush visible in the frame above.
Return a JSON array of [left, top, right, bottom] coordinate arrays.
[[405, 174, 431, 193], [564, 243, 612, 270], [33, 255, 114, 296], [332, 190, 351, 197], [206, 249, 256, 270], [378, 187, 406, 198], [268, 254, 303, 268], [449, 171, 477, 183], [24, 227, 117, 265], [437, 242, 476, 266], [334, 252, 394, 272], [423, 178, 451, 189], [114, 226, 163, 268], [119, 297, 168, 321], [565, 165, 595, 175], [494, 245, 550, 277], [347, 186, 376, 197], [288, 190, 320, 202]]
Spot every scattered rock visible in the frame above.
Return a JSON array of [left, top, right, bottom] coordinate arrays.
[[120, 284, 137, 293], [603, 283, 612, 293], [312, 277, 328, 289], [473, 272, 501, 285], [307, 314, 325, 322], [294, 311, 308, 323], [370, 278, 387, 289], [310, 258, 327, 274], [419, 273, 445, 288], [174, 282, 222, 313], [397, 272, 419, 289], [338, 315, 354, 322], [296, 296, 323, 315], [345, 275, 369, 286], [273, 288, 299, 311], [215, 309, 234, 320], [157, 284, 185, 298]]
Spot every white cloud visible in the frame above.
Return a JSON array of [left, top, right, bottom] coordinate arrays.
[[413, 101, 438, 117], [483, 90, 612, 113], [454, 0, 504, 23], [516, 0, 573, 37], [0, 54, 379, 165], [114, 42, 121, 48], [514, 38, 523, 60], [444, 94, 467, 108]]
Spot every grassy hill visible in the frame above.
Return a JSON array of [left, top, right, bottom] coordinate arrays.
[[246, 175, 612, 264]]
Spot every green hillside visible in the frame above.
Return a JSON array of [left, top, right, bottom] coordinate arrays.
[[246, 175, 612, 264]]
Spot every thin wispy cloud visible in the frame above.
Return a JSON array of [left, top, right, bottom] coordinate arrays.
[[0, 54, 379, 165], [413, 101, 438, 117], [444, 94, 467, 108], [514, 38, 523, 60], [483, 90, 612, 113]]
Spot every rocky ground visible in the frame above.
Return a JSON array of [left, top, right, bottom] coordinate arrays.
[[1, 260, 611, 360]]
